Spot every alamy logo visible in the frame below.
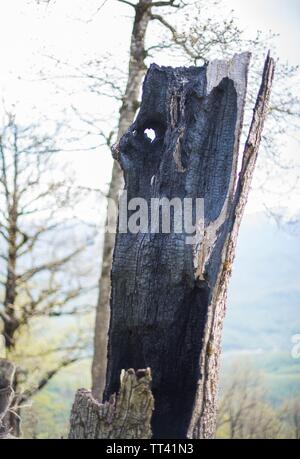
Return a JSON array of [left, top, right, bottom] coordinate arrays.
[[105, 191, 204, 245]]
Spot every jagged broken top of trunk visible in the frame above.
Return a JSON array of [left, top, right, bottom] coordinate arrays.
[[114, 52, 251, 288]]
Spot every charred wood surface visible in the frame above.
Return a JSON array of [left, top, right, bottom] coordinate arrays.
[[103, 53, 274, 438]]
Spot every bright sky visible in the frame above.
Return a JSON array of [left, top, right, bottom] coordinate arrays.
[[229, 0, 300, 66], [0, 0, 299, 219]]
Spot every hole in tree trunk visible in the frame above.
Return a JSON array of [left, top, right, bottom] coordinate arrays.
[[144, 128, 156, 142]]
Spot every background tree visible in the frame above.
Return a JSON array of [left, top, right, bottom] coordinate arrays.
[[280, 397, 300, 439], [0, 109, 96, 434], [217, 362, 300, 439], [0, 358, 15, 438], [217, 363, 282, 439]]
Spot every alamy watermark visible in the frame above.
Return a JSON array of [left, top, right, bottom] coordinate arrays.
[[105, 191, 204, 245], [291, 334, 300, 359]]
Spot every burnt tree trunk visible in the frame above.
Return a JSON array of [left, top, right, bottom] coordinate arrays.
[[103, 53, 274, 439]]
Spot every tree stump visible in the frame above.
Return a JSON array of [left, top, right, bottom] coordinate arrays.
[[69, 368, 153, 439], [102, 53, 274, 439], [0, 359, 16, 439]]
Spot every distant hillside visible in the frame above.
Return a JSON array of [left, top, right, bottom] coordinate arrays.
[[223, 211, 300, 353], [221, 211, 300, 401]]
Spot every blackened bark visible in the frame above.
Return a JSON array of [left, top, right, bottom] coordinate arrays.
[[104, 53, 274, 439]]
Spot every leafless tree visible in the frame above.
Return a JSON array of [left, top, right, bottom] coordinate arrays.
[[280, 397, 300, 439], [0, 110, 96, 434], [217, 363, 283, 439]]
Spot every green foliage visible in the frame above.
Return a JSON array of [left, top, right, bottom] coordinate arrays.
[[21, 359, 91, 439], [217, 359, 300, 439]]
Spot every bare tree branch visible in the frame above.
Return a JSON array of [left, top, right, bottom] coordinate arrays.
[[117, 0, 137, 8], [17, 246, 84, 283], [19, 357, 85, 403]]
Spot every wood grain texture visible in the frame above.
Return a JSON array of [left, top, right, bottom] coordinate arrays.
[[188, 53, 275, 439], [69, 368, 153, 439]]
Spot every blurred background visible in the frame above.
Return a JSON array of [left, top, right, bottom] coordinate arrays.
[[0, 0, 299, 439]]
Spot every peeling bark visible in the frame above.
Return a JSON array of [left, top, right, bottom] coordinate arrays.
[[69, 368, 153, 439], [103, 53, 274, 439], [0, 359, 16, 439]]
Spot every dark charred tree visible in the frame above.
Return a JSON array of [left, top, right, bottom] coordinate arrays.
[[103, 53, 274, 439]]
